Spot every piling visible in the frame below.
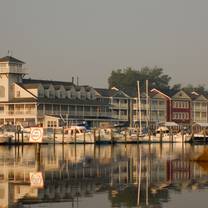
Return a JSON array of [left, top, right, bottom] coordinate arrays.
[[74, 130, 77, 144], [93, 129, 96, 143], [181, 129, 184, 143], [171, 128, 173, 143], [148, 130, 151, 143], [111, 128, 114, 144], [125, 129, 127, 143], [98, 129, 101, 143], [62, 127, 64, 144], [137, 128, 140, 144], [21, 131, 24, 144], [53, 128, 56, 145], [160, 129, 163, 143], [84, 131, 86, 144], [203, 129, 206, 143]]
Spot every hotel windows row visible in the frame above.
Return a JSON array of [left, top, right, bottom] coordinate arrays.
[[173, 101, 189, 109], [172, 112, 189, 120]]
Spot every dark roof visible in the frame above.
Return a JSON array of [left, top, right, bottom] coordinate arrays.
[[21, 83, 41, 89], [22, 79, 74, 87], [0, 56, 25, 64], [37, 97, 110, 106], [95, 88, 121, 97]]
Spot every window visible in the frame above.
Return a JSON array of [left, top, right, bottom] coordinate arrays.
[[0, 105, 4, 112], [0, 86, 5, 98], [16, 90, 20, 97]]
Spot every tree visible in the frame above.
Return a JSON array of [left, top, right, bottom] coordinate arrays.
[[108, 67, 172, 96]]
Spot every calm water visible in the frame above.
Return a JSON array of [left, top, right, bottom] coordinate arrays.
[[0, 143, 208, 208]]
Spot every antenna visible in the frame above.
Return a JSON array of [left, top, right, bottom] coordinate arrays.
[[7, 50, 13, 56]]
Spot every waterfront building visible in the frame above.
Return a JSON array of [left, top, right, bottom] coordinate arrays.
[[170, 90, 192, 127], [95, 87, 130, 126], [131, 90, 168, 128], [189, 92, 208, 123], [0, 56, 111, 127]]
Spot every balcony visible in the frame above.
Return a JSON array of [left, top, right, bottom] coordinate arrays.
[[0, 67, 28, 74], [1, 110, 36, 116], [111, 103, 128, 109]]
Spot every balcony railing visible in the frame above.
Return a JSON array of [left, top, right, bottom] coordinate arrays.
[[2, 110, 36, 115], [0, 67, 28, 74]]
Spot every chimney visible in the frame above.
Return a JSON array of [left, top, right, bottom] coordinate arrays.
[[72, 76, 74, 84], [77, 76, 79, 86]]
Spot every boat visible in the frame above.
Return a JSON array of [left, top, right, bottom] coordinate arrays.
[[189, 123, 208, 144], [54, 126, 95, 144], [95, 128, 122, 144], [0, 125, 15, 144]]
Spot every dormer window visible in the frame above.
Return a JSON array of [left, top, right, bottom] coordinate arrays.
[[16, 90, 20, 97], [0, 86, 5, 98]]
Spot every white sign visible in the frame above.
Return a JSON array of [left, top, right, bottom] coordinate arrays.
[[29, 128, 43, 143], [30, 172, 44, 188]]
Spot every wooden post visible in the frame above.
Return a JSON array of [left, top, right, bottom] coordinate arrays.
[[160, 129, 163, 143], [171, 128, 173, 143], [182, 129, 184, 143], [93, 129, 96, 143], [36, 143, 41, 171], [53, 128, 56, 145], [125, 129, 127, 143], [62, 126, 64, 144], [15, 132, 17, 144], [84, 130, 86, 144], [98, 129, 101, 143], [111, 128, 114, 144], [203, 128, 206, 143], [21, 131, 24, 144], [137, 128, 140, 144], [148, 130, 151, 143], [74, 129, 77, 144], [17, 131, 20, 144]]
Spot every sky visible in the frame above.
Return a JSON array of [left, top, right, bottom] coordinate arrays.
[[0, 0, 208, 88]]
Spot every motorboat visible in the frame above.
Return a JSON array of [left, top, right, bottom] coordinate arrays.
[[54, 126, 95, 144], [95, 128, 123, 144]]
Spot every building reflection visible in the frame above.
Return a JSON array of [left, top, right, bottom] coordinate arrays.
[[0, 144, 207, 207]]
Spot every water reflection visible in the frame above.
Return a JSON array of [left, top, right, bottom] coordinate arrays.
[[0, 143, 207, 207]]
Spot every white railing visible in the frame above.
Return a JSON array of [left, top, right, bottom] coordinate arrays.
[[2, 110, 36, 115], [0, 67, 28, 74]]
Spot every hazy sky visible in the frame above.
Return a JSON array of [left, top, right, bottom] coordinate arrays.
[[0, 0, 208, 88]]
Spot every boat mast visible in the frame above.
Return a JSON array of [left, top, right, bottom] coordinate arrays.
[[146, 80, 149, 129], [137, 81, 142, 135]]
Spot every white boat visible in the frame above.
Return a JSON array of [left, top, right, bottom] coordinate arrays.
[[54, 126, 95, 144], [0, 126, 15, 143], [140, 126, 191, 143], [96, 128, 123, 143], [0, 132, 13, 143]]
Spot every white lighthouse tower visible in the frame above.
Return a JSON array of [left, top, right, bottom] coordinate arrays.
[[0, 56, 27, 102]]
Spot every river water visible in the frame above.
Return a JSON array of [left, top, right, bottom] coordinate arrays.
[[0, 143, 208, 208]]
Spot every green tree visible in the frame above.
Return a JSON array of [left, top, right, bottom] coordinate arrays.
[[108, 66, 172, 96]]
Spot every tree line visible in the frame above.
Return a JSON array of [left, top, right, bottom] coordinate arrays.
[[108, 67, 208, 97]]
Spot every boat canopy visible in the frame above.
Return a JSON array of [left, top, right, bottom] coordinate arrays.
[[192, 122, 208, 128], [159, 122, 179, 127]]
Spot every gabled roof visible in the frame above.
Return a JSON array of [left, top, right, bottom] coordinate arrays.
[[95, 88, 129, 98], [15, 83, 37, 98], [0, 56, 25, 64], [95, 88, 117, 97], [171, 90, 191, 100], [21, 83, 42, 89], [150, 88, 171, 100], [186, 92, 208, 101]]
